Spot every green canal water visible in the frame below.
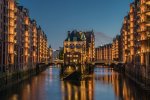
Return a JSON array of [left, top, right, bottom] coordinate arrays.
[[0, 65, 149, 100]]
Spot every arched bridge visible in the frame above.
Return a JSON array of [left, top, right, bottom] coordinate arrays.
[[51, 59, 64, 65]]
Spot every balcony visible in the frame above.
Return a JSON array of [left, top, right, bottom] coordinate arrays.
[[140, 38, 147, 42], [147, 32, 150, 37], [146, 20, 150, 26], [24, 38, 29, 43], [146, 19, 149, 24], [9, 21, 15, 27], [33, 34, 37, 38], [24, 25, 29, 31], [146, 0, 150, 5], [147, 27, 150, 32], [24, 32, 29, 37], [8, 39, 14, 43], [146, 5, 150, 10], [139, 27, 147, 32], [24, 43, 29, 48], [146, 11, 150, 16], [33, 43, 37, 47]]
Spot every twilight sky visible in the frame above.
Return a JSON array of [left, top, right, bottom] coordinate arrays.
[[19, 0, 132, 49]]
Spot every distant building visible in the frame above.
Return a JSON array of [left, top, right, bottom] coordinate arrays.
[[84, 31, 95, 62], [30, 20, 38, 69], [48, 45, 53, 63], [64, 30, 86, 65], [37, 27, 49, 64], [95, 44, 112, 61], [63, 30, 95, 65], [112, 35, 122, 62], [53, 50, 59, 60], [95, 35, 122, 62]]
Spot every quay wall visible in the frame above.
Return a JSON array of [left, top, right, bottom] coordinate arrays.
[[125, 64, 150, 90], [95, 62, 150, 90], [0, 64, 49, 92]]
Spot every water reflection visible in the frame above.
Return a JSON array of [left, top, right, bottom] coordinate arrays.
[[94, 66, 150, 100], [0, 65, 150, 100], [61, 79, 94, 100], [0, 65, 61, 100], [61, 66, 150, 100]]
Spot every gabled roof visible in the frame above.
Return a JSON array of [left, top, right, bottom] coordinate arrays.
[[65, 30, 85, 42]]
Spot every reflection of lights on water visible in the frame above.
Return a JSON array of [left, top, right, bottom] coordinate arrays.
[[27, 84, 31, 94], [81, 81, 86, 100], [61, 81, 65, 93], [11, 94, 18, 100], [61, 78, 94, 100], [68, 66, 72, 70], [94, 67, 113, 76], [88, 81, 92, 91], [50, 67, 53, 82], [88, 81, 93, 100], [73, 86, 78, 100], [67, 82, 72, 100], [35, 77, 38, 84], [75, 66, 78, 70], [61, 81, 65, 100]]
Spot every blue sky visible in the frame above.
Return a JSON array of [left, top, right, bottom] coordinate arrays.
[[19, 0, 132, 49]]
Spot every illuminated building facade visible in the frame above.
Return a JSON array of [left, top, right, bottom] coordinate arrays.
[[15, 6, 25, 71], [64, 30, 95, 65], [22, 7, 30, 70], [112, 35, 122, 61], [64, 30, 87, 65], [121, 16, 130, 63], [4, 0, 17, 72], [121, 0, 150, 82], [37, 27, 49, 64], [95, 44, 112, 61], [0, 0, 50, 74], [30, 20, 38, 68], [84, 31, 95, 62]]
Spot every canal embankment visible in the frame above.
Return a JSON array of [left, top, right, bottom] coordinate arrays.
[[125, 64, 150, 91], [95, 62, 150, 91], [112, 63, 150, 91], [0, 63, 49, 92]]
